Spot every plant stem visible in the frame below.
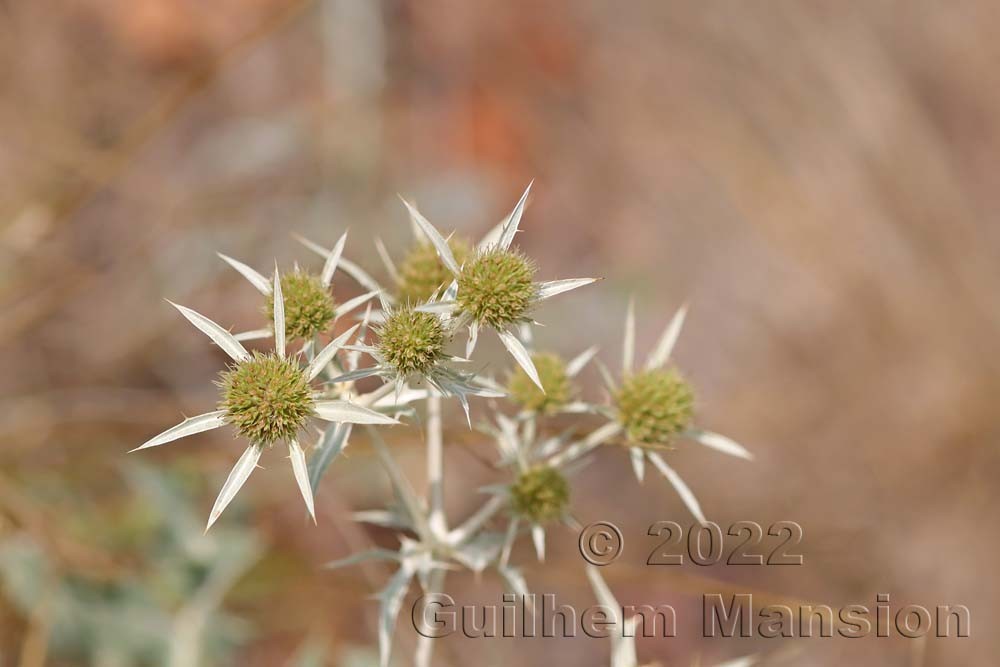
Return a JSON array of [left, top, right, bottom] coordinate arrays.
[[426, 393, 447, 538], [414, 569, 446, 667]]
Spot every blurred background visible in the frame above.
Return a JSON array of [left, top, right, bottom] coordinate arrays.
[[1, 0, 998, 664]]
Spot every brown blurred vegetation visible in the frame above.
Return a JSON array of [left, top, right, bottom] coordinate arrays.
[[1, 1, 999, 665]]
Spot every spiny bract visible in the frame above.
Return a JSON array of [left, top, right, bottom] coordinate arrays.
[[218, 352, 315, 446], [396, 238, 471, 304], [509, 466, 570, 524], [265, 270, 336, 340], [614, 368, 695, 446], [507, 352, 574, 414], [376, 307, 447, 377], [456, 248, 536, 329]]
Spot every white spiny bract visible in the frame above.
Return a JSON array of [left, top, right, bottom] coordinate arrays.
[[133, 185, 752, 667], [133, 266, 396, 531]]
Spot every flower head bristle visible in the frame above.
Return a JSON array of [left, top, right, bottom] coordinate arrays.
[[614, 368, 695, 446], [456, 248, 536, 329], [265, 270, 335, 340], [217, 352, 315, 446], [507, 352, 573, 413], [396, 238, 471, 304], [509, 466, 569, 524], [376, 307, 447, 378]]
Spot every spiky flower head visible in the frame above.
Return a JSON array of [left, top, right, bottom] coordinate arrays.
[[507, 352, 574, 414], [396, 237, 472, 304], [456, 248, 537, 329], [217, 352, 315, 446], [509, 466, 570, 524], [614, 368, 695, 446], [264, 270, 335, 340], [375, 306, 447, 378]]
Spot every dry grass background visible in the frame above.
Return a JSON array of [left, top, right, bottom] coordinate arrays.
[[1, 1, 998, 665]]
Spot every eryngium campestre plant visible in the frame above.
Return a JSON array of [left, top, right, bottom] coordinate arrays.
[[135, 185, 755, 667], [507, 352, 574, 414], [615, 368, 695, 446], [376, 306, 447, 378], [217, 351, 315, 446], [265, 270, 335, 340], [396, 238, 471, 304], [456, 248, 537, 328], [509, 466, 570, 524]]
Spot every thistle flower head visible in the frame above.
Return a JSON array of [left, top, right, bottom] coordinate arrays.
[[456, 248, 537, 329], [509, 466, 569, 524], [507, 352, 574, 414], [265, 270, 335, 340], [397, 237, 471, 304], [375, 306, 447, 378], [614, 368, 695, 446], [217, 352, 315, 446]]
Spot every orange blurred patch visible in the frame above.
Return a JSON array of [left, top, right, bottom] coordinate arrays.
[[454, 87, 529, 173]]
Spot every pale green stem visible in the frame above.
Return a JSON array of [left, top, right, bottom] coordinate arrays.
[[414, 569, 447, 667], [426, 393, 447, 538]]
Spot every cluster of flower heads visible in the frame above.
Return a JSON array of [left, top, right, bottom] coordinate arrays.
[[134, 184, 752, 667]]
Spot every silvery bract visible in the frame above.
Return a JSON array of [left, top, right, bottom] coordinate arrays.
[[134, 269, 397, 530]]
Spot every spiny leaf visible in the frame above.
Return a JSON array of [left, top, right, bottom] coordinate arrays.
[[308, 423, 352, 494], [645, 303, 688, 370], [206, 444, 263, 531], [314, 400, 399, 425], [497, 181, 533, 251], [687, 429, 754, 461], [536, 277, 598, 301], [399, 198, 459, 276], [218, 253, 271, 294], [131, 411, 227, 452], [623, 296, 636, 373], [307, 324, 360, 381], [321, 231, 348, 288], [288, 439, 316, 523], [168, 301, 249, 362], [498, 329, 544, 392], [647, 451, 706, 526], [272, 267, 285, 358]]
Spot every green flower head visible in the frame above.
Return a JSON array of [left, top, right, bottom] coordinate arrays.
[[265, 270, 336, 340], [456, 248, 536, 329], [614, 368, 695, 446], [509, 466, 570, 524], [376, 307, 447, 378], [217, 352, 315, 446], [396, 237, 471, 304], [507, 352, 574, 414]]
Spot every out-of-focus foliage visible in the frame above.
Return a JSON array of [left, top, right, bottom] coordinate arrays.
[[0, 464, 260, 666]]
